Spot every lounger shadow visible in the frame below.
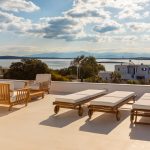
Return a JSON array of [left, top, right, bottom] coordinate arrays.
[[80, 109, 129, 135], [130, 119, 150, 141], [40, 108, 87, 128]]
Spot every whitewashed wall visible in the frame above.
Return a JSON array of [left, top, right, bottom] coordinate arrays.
[[0, 79, 26, 89], [51, 81, 150, 99], [1, 79, 150, 99]]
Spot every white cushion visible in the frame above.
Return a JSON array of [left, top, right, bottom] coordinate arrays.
[[104, 91, 135, 99], [90, 91, 135, 107], [55, 89, 106, 103], [139, 93, 150, 100], [29, 83, 40, 90], [10, 91, 17, 102], [90, 96, 126, 107], [75, 90, 106, 99], [133, 100, 150, 110]]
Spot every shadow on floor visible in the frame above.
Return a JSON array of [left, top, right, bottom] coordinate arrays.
[[130, 117, 150, 141], [40, 108, 87, 128], [80, 109, 129, 135], [0, 106, 20, 117]]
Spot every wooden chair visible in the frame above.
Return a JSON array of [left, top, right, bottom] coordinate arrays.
[[28, 74, 51, 94], [0, 83, 29, 111]]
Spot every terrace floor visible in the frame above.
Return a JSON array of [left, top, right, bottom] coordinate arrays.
[[0, 94, 150, 150]]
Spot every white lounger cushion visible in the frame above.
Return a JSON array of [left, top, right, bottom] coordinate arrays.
[[55, 90, 106, 103], [138, 93, 150, 100], [90, 91, 135, 107], [104, 91, 135, 99], [133, 100, 150, 110], [75, 89, 106, 99]]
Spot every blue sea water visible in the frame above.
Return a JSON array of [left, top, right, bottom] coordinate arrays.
[[0, 59, 150, 71]]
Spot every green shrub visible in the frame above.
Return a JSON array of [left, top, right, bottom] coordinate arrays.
[[127, 80, 139, 84], [51, 72, 69, 81]]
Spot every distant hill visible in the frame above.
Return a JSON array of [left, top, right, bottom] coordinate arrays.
[[29, 51, 150, 59], [1, 51, 150, 59]]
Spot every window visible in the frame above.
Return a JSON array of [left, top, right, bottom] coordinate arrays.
[[142, 68, 147, 71]]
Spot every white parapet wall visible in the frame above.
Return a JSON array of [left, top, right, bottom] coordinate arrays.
[[1, 79, 150, 99], [51, 81, 150, 99]]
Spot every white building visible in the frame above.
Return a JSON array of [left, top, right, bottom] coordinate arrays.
[[115, 63, 150, 81], [99, 71, 112, 81]]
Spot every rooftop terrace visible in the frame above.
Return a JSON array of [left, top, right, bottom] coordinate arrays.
[[0, 81, 150, 150]]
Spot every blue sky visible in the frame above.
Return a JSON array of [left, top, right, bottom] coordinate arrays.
[[0, 0, 150, 56]]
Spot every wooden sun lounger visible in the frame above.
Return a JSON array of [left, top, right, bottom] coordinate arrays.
[[53, 89, 107, 116], [88, 91, 136, 121], [131, 93, 150, 125]]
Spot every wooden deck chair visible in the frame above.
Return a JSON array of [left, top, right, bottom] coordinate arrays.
[[0, 83, 29, 111], [28, 74, 51, 94]]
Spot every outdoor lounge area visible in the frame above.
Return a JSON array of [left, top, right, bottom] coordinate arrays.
[[0, 81, 150, 149]]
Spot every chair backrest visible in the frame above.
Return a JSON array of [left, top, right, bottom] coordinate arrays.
[[0, 83, 11, 104], [36, 74, 51, 83], [0, 81, 14, 91]]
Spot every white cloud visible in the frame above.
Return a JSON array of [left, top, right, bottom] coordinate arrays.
[[0, 0, 150, 43], [0, 11, 47, 37], [127, 22, 150, 32], [0, 0, 40, 12], [0, 45, 42, 56]]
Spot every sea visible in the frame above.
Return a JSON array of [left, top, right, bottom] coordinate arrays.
[[0, 59, 150, 71]]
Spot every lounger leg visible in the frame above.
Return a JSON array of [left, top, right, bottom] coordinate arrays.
[[116, 110, 121, 121], [130, 110, 134, 124], [54, 105, 60, 114], [88, 108, 93, 119], [78, 105, 83, 116], [135, 111, 138, 123]]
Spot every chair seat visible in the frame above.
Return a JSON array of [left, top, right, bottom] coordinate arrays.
[[133, 100, 150, 110]]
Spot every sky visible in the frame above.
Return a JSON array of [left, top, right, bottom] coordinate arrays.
[[0, 0, 150, 56]]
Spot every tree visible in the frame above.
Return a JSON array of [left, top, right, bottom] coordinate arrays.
[[4, 59, 50, 80], [111, 71, 121, 83], [70, 55, 105, 81]]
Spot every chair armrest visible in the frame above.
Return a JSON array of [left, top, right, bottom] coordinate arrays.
[[16, 88, 29, 100]]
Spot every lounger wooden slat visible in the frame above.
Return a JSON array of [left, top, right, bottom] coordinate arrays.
[[53, 89, 107, 116], [88, 91, 136, 121]]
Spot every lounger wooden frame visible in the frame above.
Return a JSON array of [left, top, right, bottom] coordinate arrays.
[[88, 95, 136, 121], [53, 94, 105, 116], [0, 83, 29, 111], [130, 109, 150, 125]]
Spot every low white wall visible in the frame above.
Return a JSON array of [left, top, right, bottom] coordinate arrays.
[[1, 79, 150, 99], [0, 79, 26, 89], [51, 81, 150, 99]]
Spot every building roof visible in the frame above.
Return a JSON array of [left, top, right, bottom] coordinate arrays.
[[0, 93, 150, 149]]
